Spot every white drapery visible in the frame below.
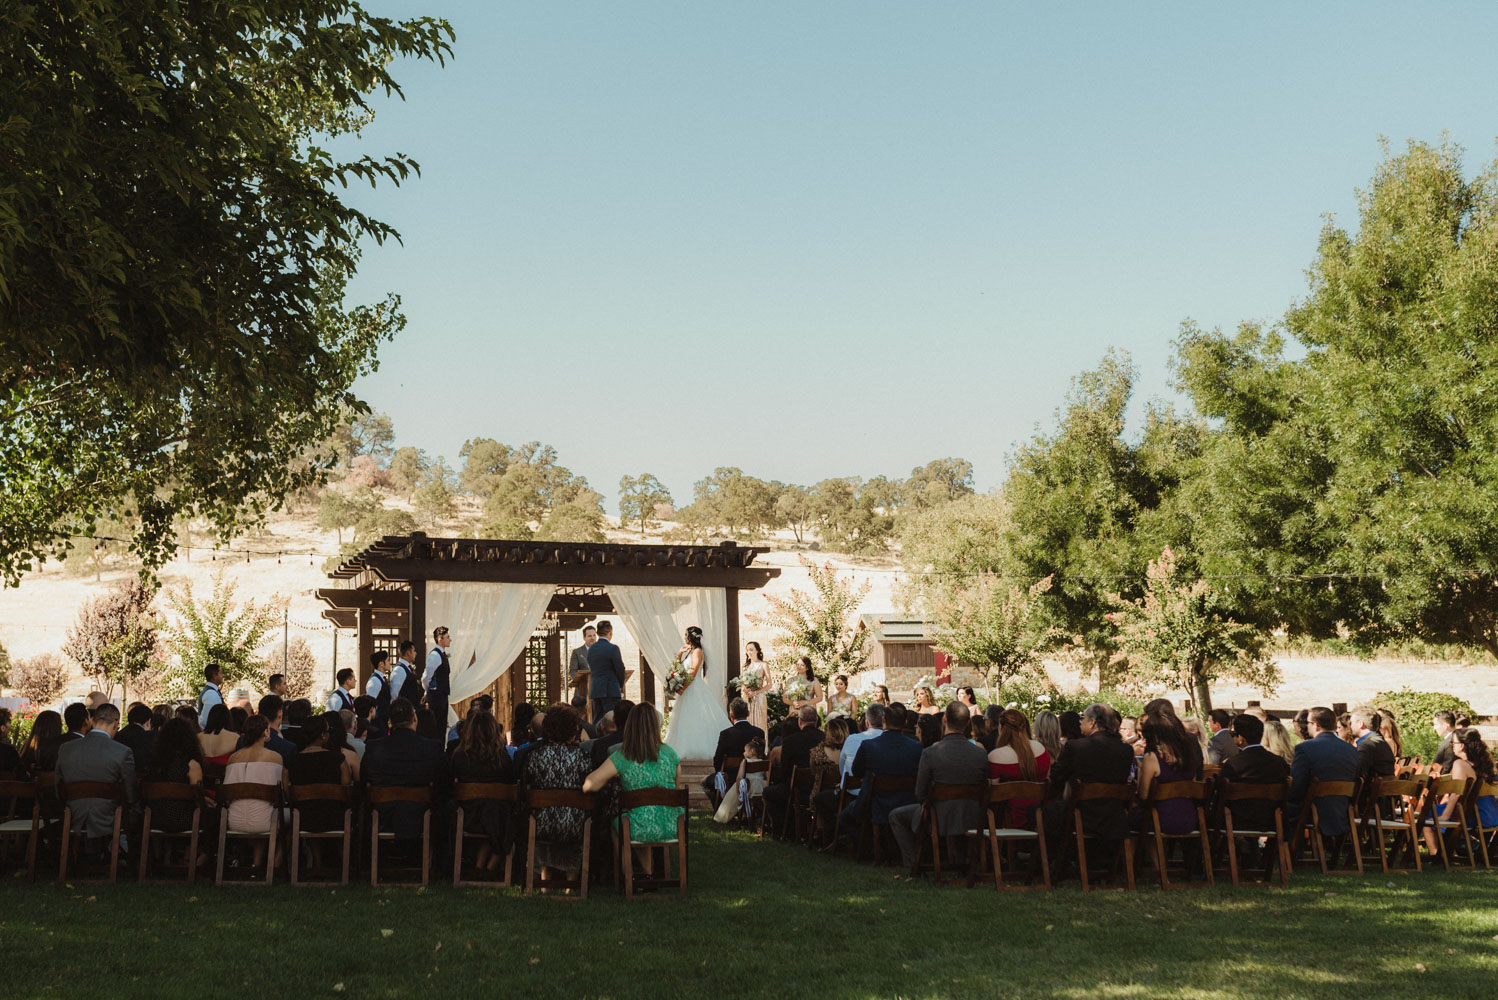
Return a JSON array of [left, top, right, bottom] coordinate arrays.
[[609, 586, 728, 709], [427, 582, 554, 723]]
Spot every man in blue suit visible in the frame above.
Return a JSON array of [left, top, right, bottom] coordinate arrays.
[[586, 620, 627, 725], [1287, 705, 1360, 843], [840, 703, 922, 841]]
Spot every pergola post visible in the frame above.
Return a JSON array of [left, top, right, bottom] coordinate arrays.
[[725, 586, 741, 686], [640, 652, 656, 710], [545, 629, 562, 707], [408, 578, 427, 663]]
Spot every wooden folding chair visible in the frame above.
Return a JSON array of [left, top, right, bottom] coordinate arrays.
[[857, 774, 916, 865], [216, 782, 283, 885], [1470, 780, 1497, 870], [1137, 779, 1213, 889], [57, 781, 125, 884], [617, 786, 689, 899], [1358, 777, 1424, 874], [1213, 780, 1292, 887], [368, 785, 433, 887], [976, 780, 1050, 891], [714, 756, 742, 812], [1297, 779, 1363, 874], [137, 782, 204, 883], [523, 788, 596, 898], [827, 773, 861, 852], [1415, 776, 1474, 871], [909, 782, 987, 884], [453, 782, 518, 887], [0, 778, 42, 879], [289, 783, 353, 886], [1069, 782, 1136, 891], [774, 766, 814, 843], [735, 760, 771, 833]]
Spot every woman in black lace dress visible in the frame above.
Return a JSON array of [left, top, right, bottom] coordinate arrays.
[[522, 705, 591, 877]]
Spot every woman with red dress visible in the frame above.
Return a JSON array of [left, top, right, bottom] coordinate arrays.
[[987, 709, 1050, 829]]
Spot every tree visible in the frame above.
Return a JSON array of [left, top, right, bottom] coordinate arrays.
[[749, 556, 873, 682], [412, 459, 457, 528], [11, 653, 69, 707], [775, 485, 814, 543], [809, 478, 894, 554], [1106, 547, 1279, 715], [317, 488, 382, 544], [478, 443, 596, 523], [262, 637, 319, 700], [161, 575, 284, 697], [0, 638, 8, 689], [62, 509, 140, 581], [62, 580, 164, 699], [618, 474, 673, 533], [896, 493, 1011, 611], [388, 446, 430, 497], [928, 574, 1057, 693], [1177, 140, 1498, 657], [536, 503, 606, 543], [905, 458, 976, 508], [0, 3, 455, 585], [458, 438, 515, 496]]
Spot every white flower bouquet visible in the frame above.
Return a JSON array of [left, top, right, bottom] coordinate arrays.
[[740, 665, 767, 693], [781, 678, 811, 703], [665, 658, 689, 697]]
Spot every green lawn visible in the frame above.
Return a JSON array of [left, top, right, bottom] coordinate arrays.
[[3, 818, 1497, 1000]]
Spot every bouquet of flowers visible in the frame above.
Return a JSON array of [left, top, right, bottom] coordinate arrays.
[[780, 677, 811, 703], [665, 657, 689, 697], [740, 664, 767, 694]]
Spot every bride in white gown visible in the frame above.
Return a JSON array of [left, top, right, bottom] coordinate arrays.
[[664, 625, 729, 760]]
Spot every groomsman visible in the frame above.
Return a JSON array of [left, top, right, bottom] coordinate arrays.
[[197, 663, 224, 729], [424, 626, 453, 726], [391, 640, 422, 705], [326, 668, 357, 712], [365, 651, 392, 728]]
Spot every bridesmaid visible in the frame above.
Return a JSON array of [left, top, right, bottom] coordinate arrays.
[[742, 641, 770, 736], [824, 674, 858, 719], [785, 656, 823, 712]]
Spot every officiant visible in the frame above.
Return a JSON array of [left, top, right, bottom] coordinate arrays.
[[570, 624, 597, 713]]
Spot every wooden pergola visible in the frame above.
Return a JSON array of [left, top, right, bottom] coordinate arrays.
[[316, 532, 779, 722]]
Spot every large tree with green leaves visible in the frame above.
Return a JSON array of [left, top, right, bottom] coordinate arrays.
[[0, 3, 454, 585], [1177, 140, 1498, 656], [618, 474, 673, 533]]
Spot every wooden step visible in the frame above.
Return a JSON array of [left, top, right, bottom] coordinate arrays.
[[678, 758, 714, 810]]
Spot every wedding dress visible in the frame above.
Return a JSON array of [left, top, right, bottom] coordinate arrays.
[[664, 651, 730, 760]]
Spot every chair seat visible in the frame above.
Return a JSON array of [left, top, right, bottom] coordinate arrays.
[[629, 838, 679, 846], [0, 819, 35, 833], [1224, 829, 1280, 837], [296, 830, 347, 839], [146, 827, 197, 836], [972, 828, 1038, 839], [225, 827, 275, 837]]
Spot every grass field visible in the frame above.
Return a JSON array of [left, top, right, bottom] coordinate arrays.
[[3, 817, 1497, 1000]]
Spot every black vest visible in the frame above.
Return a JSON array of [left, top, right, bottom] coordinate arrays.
[[333, 688, 354, 712], [371, 671, 391, 720], [430, 648, 451, 696], [395, 661, 423, 704]]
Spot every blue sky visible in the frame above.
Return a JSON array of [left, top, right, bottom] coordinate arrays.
[[337, 1, 1498, 507]]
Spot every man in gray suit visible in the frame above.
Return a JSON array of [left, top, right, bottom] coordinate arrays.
[[889, 701, 989, 870], [1207, 709, 1240, 766], [569, 625, 597, 710], [586, 621, 627, 725], [56, 703, 138, 849]]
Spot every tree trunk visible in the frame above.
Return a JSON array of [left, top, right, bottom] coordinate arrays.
[[1190, 673, 1213, 718]]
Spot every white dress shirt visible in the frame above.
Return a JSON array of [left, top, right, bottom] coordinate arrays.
[[838, 727, 885, 778], [423, 647, 444, 689], [326, 687, 355, 713], [365, 669, 389, 699], [197, 682, 223, 728], [390, 658, 413, 695]]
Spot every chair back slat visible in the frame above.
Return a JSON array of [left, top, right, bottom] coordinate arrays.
[[788, 766, 814, 793], [619, 787, 689, 811], [33, 771, 56, 789], [871, 774, 915, 794], [60, 781, 125, 804], [290, 783, 353, 804], [742, 760, 771, 776], [368, 785, 432, 806], [454, 781, 519, 803], [141, 781, 202, 803], [0, 780, 37, 800], [987, 779, 1048, 803], [1148, 780, 1208, 803], [1307, 779, 1358, 799], [1073, 781, 1133, 803], [840, 774, 862, 792], [218, 782, 282, 805], [722, 756, 743, 775], [1368, 777, 1424, 800], [1427, 777, 1471, 798], [524, 788, 596, 811], [928, 782, 986, 803], [1220, 780, 1288, 803]]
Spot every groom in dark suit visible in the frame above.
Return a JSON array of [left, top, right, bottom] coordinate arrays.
[[586, 620, 627, 725]]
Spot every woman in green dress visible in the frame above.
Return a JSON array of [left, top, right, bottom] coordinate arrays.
[[584, 702, 681, 874]]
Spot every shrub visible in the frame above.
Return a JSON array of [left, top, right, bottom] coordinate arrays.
[[991, 677, 1146, 721], [12, 653, 70, 706], [6, 706, 39, 751], [1372, 689, 1478, 762], [262, 637, 319, 700]]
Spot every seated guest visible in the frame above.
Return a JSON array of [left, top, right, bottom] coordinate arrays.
[[508, 702, 537, 751], [19, 710, 64, 776], [225, 715, 289, 869], [702, 698, 763, 809], [227, 706, 249, 734], [326, 668, 358, 714], [452, 710, 517, 875], [239, 695, 297, 767], [512, 712, 547, 773], [585, 703, 682, 874], [1119, 716, 1144, 757], [838, 703, 888, 779], [1033, 711, 1063, 760], [890, 702, 989, 869], [981, 705, 1004, 752], [808, 716, 851, 836], [589, 699, 633, 768], [447, 695, 494, 750], [971, 712, 993, 752], [321, 711, 361, 782], [840, 704, 922, 839], [1057, 711, 1083, 745], [521, 704, 592, 879], [1286, 706, 1360, 842], [144, 717, 208, 836], [287, 715, 354, 833], [56, 703, 139, 850], [1046, 703, 1134, 847], [363, 699, 448, 846], [1378, 708, 1404, 759], [173, 705, 203, 734], [762, 706, 823, 832], [1292, 709, 1313, 743], [1206, 709, 1238, 766], [198, 704, 239, 766], [151, 703, 173, 732], [339, 709, 367, 761], [1432, 711, 1457, 772], [1350, 705, 1395, 789], [1262, 717, 1296, 765], [988, 709, 1050, 829], [1422, 728, 1498, 856], [352, 695, 381, 743], [281, 698, 314, 747], [115, 702, 155, 774], [1135, 703, 1204, 835], [916, 714, 942, 749], [1182, 716, 1210, 762], [0, 708, 19, 775], [62, 702, 91, 743], [1335, 712, 1356, 744], [1212, 713, 1290, 834]]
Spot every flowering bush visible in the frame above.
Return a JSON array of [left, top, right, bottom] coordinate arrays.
[[6, 705, 40, 751]]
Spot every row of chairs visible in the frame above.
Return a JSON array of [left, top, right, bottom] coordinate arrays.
[[745, 765, 1498, 891], [0, 774, 690, 897]]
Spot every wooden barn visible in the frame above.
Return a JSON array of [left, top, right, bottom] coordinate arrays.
[[854, 615, 979, 696]]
